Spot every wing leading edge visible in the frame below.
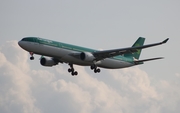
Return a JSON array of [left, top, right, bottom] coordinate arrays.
[[93, 38, 169, 61]]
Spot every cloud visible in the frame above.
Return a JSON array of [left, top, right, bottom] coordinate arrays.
[[0, 40, 180, 113], [51, 66, 129, 113], [175, 73, 180, 77], [109, 67, 158, 100], [0, 41, 40, 113]]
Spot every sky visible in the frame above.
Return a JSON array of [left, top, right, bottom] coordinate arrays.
[[0, 0, 180, 113]]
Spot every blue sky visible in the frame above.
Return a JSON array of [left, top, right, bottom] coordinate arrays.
[[0, 0, 180, 113]]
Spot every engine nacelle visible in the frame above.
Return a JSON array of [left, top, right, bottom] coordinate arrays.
[[40, 57, 58, 67], [80, 52, 95, 62]]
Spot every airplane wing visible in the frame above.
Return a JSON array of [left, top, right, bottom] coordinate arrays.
[[93, 38, 169, 61]]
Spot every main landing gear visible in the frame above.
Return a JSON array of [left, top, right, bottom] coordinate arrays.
[[68, 64, 78, 76], [29, 52, 34, 60], [90, 65, 101, 73]]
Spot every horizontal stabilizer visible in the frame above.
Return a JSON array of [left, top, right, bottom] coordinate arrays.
[[134, 57, 164, 64]]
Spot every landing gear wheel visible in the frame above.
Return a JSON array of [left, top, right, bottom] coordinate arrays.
[[94, 69, 97, 73], [74, 71, 78, 75], [94, 68, 100, 73], [30, 56, 34, 60], [97, 68, 100, 73], [71, 71, 78, 76], [68, 68, 72, 73]]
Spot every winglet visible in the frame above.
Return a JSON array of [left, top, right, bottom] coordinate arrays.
[[162, 38, 169, 44]]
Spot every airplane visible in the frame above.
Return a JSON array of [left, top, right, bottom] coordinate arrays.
[[18, 37, 169, 76]]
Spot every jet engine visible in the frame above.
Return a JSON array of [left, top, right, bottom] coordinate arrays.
[[40, 57, 58, 66], [80, 52, 95, 62]]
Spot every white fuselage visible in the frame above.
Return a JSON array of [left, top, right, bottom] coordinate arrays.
[[18, 41, 134, 69]]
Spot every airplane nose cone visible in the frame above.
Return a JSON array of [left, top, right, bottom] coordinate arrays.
[[18, 40, 30, 51], [18, 41, 21, 46], [18, 41, 23, 48]]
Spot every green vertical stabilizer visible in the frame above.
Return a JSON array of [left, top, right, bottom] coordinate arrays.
[[124, 37, 145, 59]]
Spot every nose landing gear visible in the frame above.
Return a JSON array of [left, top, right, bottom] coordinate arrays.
[[29, 52, 34, 60]]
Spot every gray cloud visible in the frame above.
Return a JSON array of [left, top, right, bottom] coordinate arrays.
[[0, 40, 179, 113]]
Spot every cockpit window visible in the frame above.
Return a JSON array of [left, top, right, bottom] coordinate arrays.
[[21, 37, 35, 42]]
